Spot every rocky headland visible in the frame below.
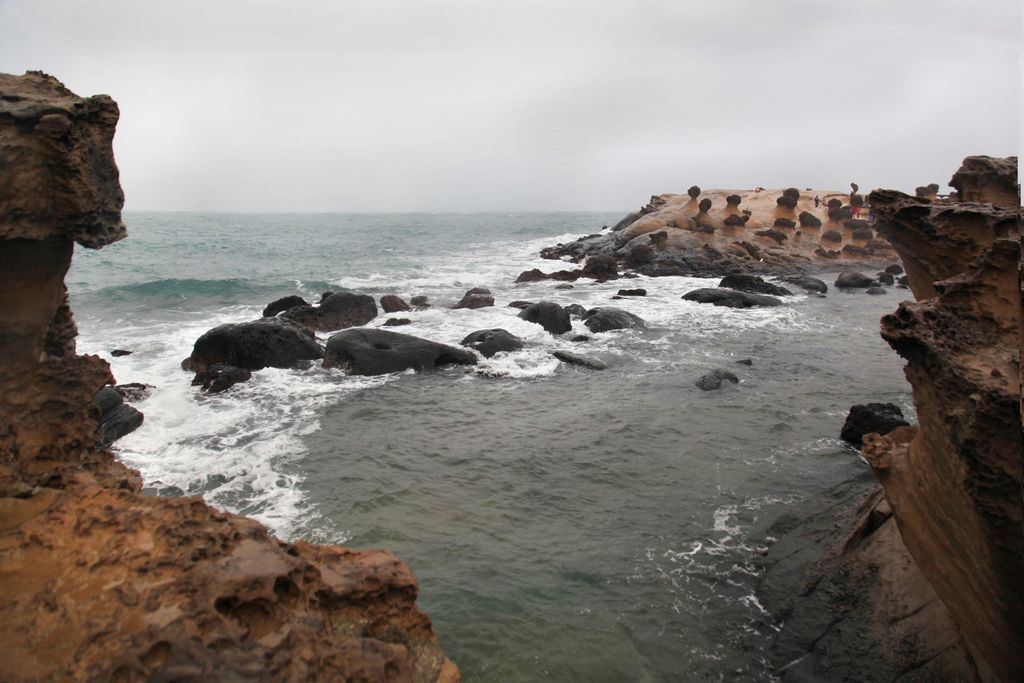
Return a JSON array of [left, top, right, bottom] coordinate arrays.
[[0, 72, 458, 682], [759, 156, 1021, 681]]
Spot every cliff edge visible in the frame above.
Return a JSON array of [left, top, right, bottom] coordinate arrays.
[[0, 72, 458, 682], [863, 157, 1022, 681]]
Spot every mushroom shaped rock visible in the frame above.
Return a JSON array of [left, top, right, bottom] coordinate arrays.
[[798, 211, 822, 228], [582, 307, 646, 333], [186, 318, 323, 371], [687, 185, 701, 199], [682, 288, 783, 308], [827, 198, 843, 210], [460, 328, 524, 357], [518, 301, 572, 335], [725, 194, 742, 207], [822, 229, 843, 243], [323, 328, 477, 375], [698, 198, 712, 213]]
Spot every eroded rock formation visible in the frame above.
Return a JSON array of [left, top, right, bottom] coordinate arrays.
[[862, 160, 1022, 681], [0, 72, 458, 682]]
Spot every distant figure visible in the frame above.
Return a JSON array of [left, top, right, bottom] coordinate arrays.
[[754, 186, 763, 193], [852, 205, 862, 218], [814, 195, 820, 207]]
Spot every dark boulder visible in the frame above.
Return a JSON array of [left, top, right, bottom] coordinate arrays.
[[725, 194, 742, 207], [783, 187, 801, 202], [516, 269, 548, 283], [581, 255, 619, 280], [383, 318, 412, 327], [850, 227, 874, 241], [884, 264, 904, 275], [282, 292, 378, 332], [822, 229, 843, 243], [563, 304, 587, 318], [773, 218, 796, 229], [319, 291, 334, 303], [453, 287, 494, 309], [798, 211, 822, 228], [687, 185, 701, 199], [552, 350, 607, 370], [735, 358, 753, 366], [460, 329, 524, 358], [815, 247, 840, 259], [262, 295, 310, 319], [844, 218, 870, 231], [828, 207, 854, 221], [94, 385, 144, 445], [835, 271, 876, 289], [507, 300, 532, 309], [719, 274, 792, 296], [695, 369, 739, 391], [876, 272, 895, 285], [865, 286, 887, 295], [827, 198, 843, 210], [698, 198, 712, 213], [186, 318, 323, 371], [776, 195, 798, 210], [841, 244, 870, 256], [554, 283, 574, 290], [410, 295, 430, 308], [723, 214, 750, 227], [626, 243, 655, 266], [323, 328, 477, 375], [518, 301, 572, 335], [682, 288, 783, 308], [191, 364, 252, 394], [380, 295, 411, 313], [756, 229, 787, 243], [781, 276, 828, 294], [114, 383, 154, 402], [840, 403, 909, 447], [582, 307, 646, 333], [617, 288, 647, 297], [897, 275, 909, 288], [111, 349, 132, 357]]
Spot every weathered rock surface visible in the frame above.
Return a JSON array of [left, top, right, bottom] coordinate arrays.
[[324, 328, 477, 375], [453, 287, 494, 310], [840, 403, 910, 447], [94, 385, 144, 445], [380, 294, 412, 313], [682, 288, 783, 308], [262, 295, 308, 318], [581, 307, 646, 333], [460, 328, 524, 357], [948, 155, 1020, 206], [0, 72, 458, 682], [282, 292, 378, 332], [185, 319, 323, 372], [518, 301, 572, 335], [191, 364, 253, 393], [862, 167, 1022, 681]]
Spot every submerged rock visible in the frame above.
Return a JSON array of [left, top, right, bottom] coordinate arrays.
[[552, 350, 607, 370], [582, 307, 646, 333], [718, 274, 792, 296], [518, 301, 572, 335], [682, 288, 783, 308], [323, 328, 477, 375], [840, 403, 909, 447], [695, 369, 739, 391], [191, 364, 252, 393], [460, 328, 524, 357]]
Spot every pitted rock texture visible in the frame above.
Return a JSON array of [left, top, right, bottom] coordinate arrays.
[[949, 155, 1020, 206], [863, 160, 1022, 681], [0, 72, 459, 682]]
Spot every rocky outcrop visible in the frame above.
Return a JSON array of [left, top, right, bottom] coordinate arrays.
[[581, 307, 646, 333], [681, 288, 783, 308], [719, 273, 792, 296], [518, 301, 572, 335], [840, 403, 909, 447], [453, 287, 494, 310], [948, 155, 1020, 206], [262, 295, 309, 318], [862, 165, 1022, 681], [323, 328, 477, 375], [0, 72, 458, 682], [282, 292, 378, 332], [184, 318, 324, 373], [460, 328, 524, 357]]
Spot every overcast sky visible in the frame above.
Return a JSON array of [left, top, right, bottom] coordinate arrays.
[[0, 1, 1019, 211]]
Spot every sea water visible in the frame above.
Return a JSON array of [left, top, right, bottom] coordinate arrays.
[[68, 212, 911, 681]]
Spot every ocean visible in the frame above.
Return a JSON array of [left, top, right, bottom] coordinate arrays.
[[67, 211, 911, 681]]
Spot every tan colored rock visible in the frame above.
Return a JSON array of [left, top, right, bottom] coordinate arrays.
[[863, 162, 1022, 682], [0, 72, 458, 682], [949, 155, 1020, 206]]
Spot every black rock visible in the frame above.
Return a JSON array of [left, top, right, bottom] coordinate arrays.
[[698, 198, 712, 213], [682, 288, 783, 308], [723, 214, 750, 227], [617, 288, 647, 296], [821, 229, 843, 243], [111, 349, 132, 357], [835, 271, 876, 289], [865, 286, 887, 295], [897, 275, 909, 288], [725, 194, 742, 207], [410, 295, 430, 308], [507, 300, 532, 309], [773, 218, 797, 229], [262, 295, 310, 318], [518, 301, 572, 335], [876, 272, 895, 285], [582, 307, 647, 333], [554, 283, 575, 290], [850, 227, 874, 241], [781, 276, 828, 294], [719, 274, 792, 296], [884, 264, 904, 275], [192, 364, 253, 393], [581, 255, 619, 280], [453, 288, 495, 309], [563, 304, 588, 318], [687, 185, 701, 199], [319, 291, 334, 303], [323, 328, 478, 375], [186, 318, 323, 371], [736, 358, 753, 366], [383, 318, 412, 327], [552, 350, 607, 370], [798, 211, 822, 228], [696, 369, 739, 391], [460, 329, 524, 357], [94, 386, 144, 445], [840, 403, 909, 447], [516, 269, 548, 283], [756, 229, 787, 243], [282, 292, 378, 332], [115, 383, 154, 402], [380, 295, 411, 313]]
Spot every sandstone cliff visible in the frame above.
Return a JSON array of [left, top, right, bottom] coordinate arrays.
[[0, 72, 458, 682], [864, 158, 1022, 681]]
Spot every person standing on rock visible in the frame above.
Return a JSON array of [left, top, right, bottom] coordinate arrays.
[[814, 195, 820, 207]]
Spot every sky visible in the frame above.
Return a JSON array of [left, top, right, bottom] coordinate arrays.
[[0, 0, 1019, 211]]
